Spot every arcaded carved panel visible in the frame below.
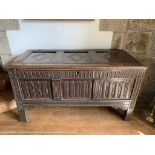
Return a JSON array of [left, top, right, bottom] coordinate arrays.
[[0, 32, 11, 54], [124, 30, 152, 55], [19, 80, 52, 100], [99, 19, 128, 32], [61, 80, 92, 100], [93, 79, 135, 100], [0, 19, 19, 31], [128, 19, 155, 31], [112, 32, 125, 49]]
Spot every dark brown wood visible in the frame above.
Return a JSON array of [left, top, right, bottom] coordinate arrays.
[[0, 73, 10, 91], [5, 49, 147, 122], [0, 57, 10, 91], [124, 109, 134, 121], [19, 110, 27, 122], [0, 56, 3, 71]]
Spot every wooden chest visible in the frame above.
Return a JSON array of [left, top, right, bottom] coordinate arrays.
[[6, 49, 147, 122]]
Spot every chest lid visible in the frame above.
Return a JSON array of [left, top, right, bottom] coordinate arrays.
[[6, 49, 144, 69]]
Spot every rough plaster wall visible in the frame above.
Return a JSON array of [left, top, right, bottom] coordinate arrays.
[[7, 19, 112, 55]]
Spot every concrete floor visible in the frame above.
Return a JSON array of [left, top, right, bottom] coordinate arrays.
[[0, 90, 154, 135]]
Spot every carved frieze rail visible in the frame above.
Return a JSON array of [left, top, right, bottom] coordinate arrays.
[[8, 69, 145, 80]]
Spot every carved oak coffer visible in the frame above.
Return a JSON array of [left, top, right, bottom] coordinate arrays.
[[6, 49, 147, 122]]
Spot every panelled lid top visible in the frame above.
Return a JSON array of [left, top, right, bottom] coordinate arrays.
[[6, 49, 145, 69]]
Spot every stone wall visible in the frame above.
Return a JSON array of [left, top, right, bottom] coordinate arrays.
[[100, 19, 155, 108], [0, 20, 19, 66]]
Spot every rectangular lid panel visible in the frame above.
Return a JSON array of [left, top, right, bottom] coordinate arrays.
[[91, 51, 140, 64], [6, 49, 143, 68], [62, 52, 91, 64], [22, 52, 57, 64]]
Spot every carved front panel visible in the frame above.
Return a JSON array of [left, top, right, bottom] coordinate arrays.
[[93, 79, 135, 100], [19, 80, 52, 100], [61, 80, 93, 100]]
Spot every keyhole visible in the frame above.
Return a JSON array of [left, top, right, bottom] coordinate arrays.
[[76, 71, 80, 75]]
